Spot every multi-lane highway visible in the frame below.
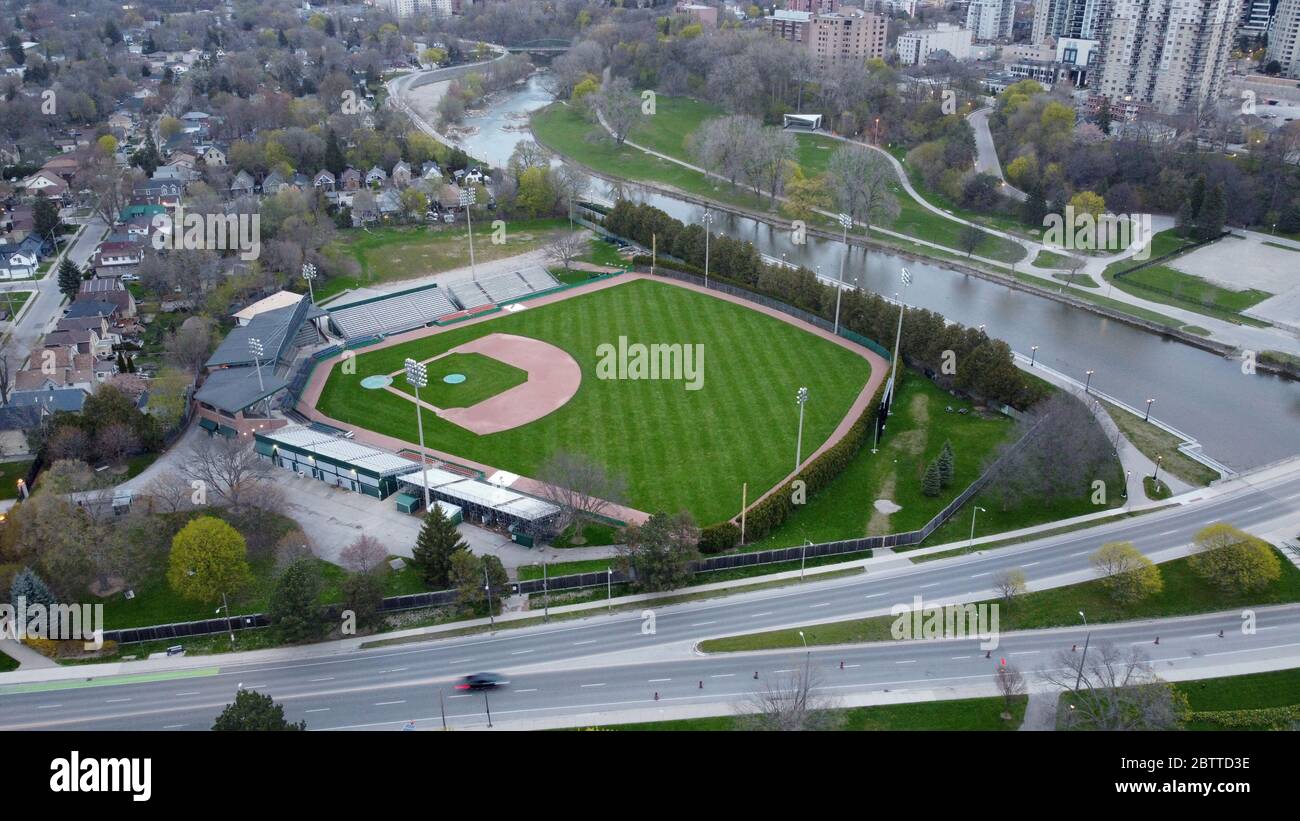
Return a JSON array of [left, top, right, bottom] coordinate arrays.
[[2, 463, 1299, 730]]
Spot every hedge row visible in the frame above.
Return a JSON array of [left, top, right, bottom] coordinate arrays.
[[1185, 705, 1300, 730]]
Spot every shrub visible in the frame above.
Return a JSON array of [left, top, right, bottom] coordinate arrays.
[[698, 522, 740, 554]]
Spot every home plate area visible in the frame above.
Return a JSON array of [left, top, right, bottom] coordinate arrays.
[[382, 332, 582, 435]]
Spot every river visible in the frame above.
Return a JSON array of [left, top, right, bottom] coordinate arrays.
[[454, 74, 1300, 471]]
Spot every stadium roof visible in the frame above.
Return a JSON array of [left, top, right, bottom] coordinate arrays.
[[194, 367, 289, 414], [258, 425, 419, 477]]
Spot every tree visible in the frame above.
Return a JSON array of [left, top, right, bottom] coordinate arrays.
[[1090, 541, 1163, 604], [57, 258, 82, 302], [9, 567, 55, 609], [993, 569, 1026, 605], [515, 165, 555, 218], [450, 551, 508, 615], [536, 451, 628, 539], [1196, 183, 1226, 240], [617, 511, 699, 593], [166, 317, 215, 378], [146, 367, 192, 429], [937, 441, 955, 487], [1040, 643, 1188, 730], [410, 503, 467, 589], [341, 572, 385, 631], [167, 516, 252, 604], [323, 129, 346, 176], [95, 422, 138, 464], [339, 534, 387, 575], [182, 434, 271, 510], [212, 690, 305, 731], [34, 197, 61, 241], [268, 558, 324, 642], [921, 460, 942, 497], [594, 78, 641, 145], [993, 662, 1026, 718], [739, 666, 841, 731], [958, 222, 984, 257], [1188, 523, 1282, 593]]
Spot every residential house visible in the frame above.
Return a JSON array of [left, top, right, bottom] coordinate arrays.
[[229, 169, 257, 196], [391, 161, 412, 187], [340, 167, 362, 191], [365, 166, 387, 187], [262, 169, 289, 195], [22, 172, 68, 200], [200, 144, 227, 167], [0, 240, 38, 279], [313, 170, 336, 191], [93, 240, 145, 270]]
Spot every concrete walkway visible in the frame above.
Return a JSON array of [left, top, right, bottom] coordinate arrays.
[[0, 636, 59, 670], [1019, 689, 1058, 730]]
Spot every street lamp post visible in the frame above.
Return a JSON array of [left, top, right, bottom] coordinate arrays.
[[968, 505, 986, 551], [1152, 455, 1163, 487], [301, 262, 317, 305], [1084, 369, 1095, 394], [834, 213, 851, 334], [483, 562, 495, 628], [459, 187, 478, 279], [248, 337, 265, 393], [220, 591, 234, 644], [702, 210, 713, 290], [889, 268, 911, 415], [1144, 398, 1155, 422], [794, 387, 809, 470], [403, 358, 431, 511], [1029, 345, 1039, 367], [1073, 610, 1091, 692]]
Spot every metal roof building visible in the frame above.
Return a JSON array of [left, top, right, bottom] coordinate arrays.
[[254, 425, 420, 499]]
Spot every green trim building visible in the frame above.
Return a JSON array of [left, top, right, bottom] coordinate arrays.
[[254, 425, 418, 499]]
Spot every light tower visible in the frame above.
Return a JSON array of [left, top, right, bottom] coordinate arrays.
[[404, 357, 431, 511]]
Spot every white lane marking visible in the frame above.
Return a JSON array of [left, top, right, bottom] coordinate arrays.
[[163, 724, 186, 729], [515, 688, 538, 693], [691, 621, 717, 626], [843, 664, 860, 669], [510, 649, 534, 655], [105, 698, 131, 703], [375, 700, 406, 706], [1021, 562, 1039, 567], [773, 669, 797, 674], [751, 612, 773, 617], [918, 583, 939, 589], [951, 656, 971, 660], [970, 573, 991, 578], [309, 677, 334, 682], [581, 683, 606, 688], [175, 691, 200, 697], [572, 640, 597, 646], [449, 658, 472, 664], [36, 705, 62, 710], [895, 660, 917, 665], [1070, 551, 1090, 557], [305, 708, 330, 713], [809, 603, 831, 609], [380, 668, 408, 673], [1156, 529, 1179, 537], [448, 695, 471, 699], [865, 593, 886, 598], [710, 674, 734, 678], [648, 678, 672, 683], [1009, 651, 1039, 656]]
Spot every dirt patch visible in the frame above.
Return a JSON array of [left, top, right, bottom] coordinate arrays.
[[891, 429, 926, 457], [908, 391, 930, 425], [866, 473, 897, 536]]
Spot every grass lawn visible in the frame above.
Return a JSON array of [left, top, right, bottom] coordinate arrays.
[[532, 103, 1025, 264], [318, 218, 567, 300], [1102, 231, 1271, 326], [699, 548, 1300, 652], [1099, 401, 1221, 487], [1143, 476, 1172, 500], [592, 694, 1026, 730], [746, 374, 1021, 549], [1177, 667, 1300, 730], [0, 652, 18, 672], [1033, 250, 1071, 267], [551, 521, 621, 548], [390, 352, 528, 408], [0, 460, 33, 500], [317, 278, 870, 524], [0, 290, 33, 317], [577, 237, 631, 268]]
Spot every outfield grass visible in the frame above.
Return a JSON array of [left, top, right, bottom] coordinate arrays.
[[390, 352, 528, 408], [699, 548, 1300, 652], [318, 218, 567, 299], [592, 694, 1027, 730], [317, 278, 871, 524], [1098, 401, 1221, 487]]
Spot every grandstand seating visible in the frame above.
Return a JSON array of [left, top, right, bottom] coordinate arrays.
[[327, 286, 458, 340], [447, 267, 559, 310]]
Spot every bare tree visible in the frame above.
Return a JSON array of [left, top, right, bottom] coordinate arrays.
[[0, 349, 11, 406], [95, 422, 139, 464], [545, 230, 589, 270], [144, 470, 194, 514], [994, 662, 1027, 718], [536, 451, 628, 538], [738, 666, 841, 731], [828, 144, 900, 241], [594, 77, 641, 145], [339, 534, 388, 575], [167, 316, 215, 378], [993, 568, 1027, 605], [182, 434, 272, 510], [1039, 642, 1188, 730]]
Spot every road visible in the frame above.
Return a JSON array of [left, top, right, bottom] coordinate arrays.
[[967, 107, 1027, 202], [3, 461, 1298, 730], [0, 215, 107, 366]]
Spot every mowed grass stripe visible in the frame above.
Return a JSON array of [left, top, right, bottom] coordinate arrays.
[[317, 280, 869, 523]]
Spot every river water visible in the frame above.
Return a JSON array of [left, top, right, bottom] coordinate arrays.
[[457, 74, 1300, 470]]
